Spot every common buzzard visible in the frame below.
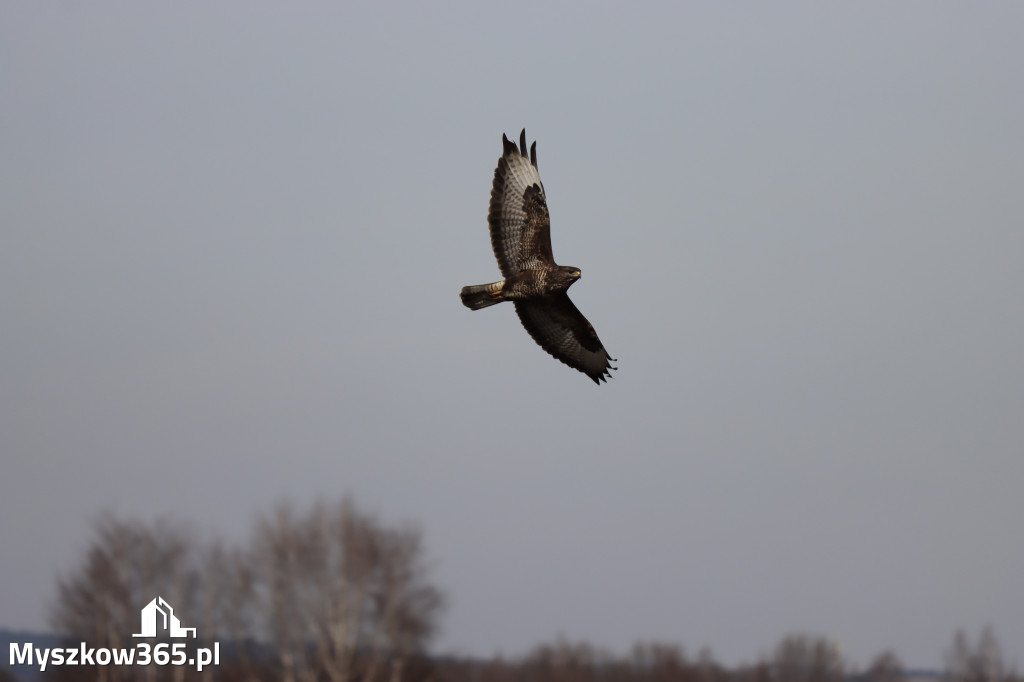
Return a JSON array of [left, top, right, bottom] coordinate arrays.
[[460, 130, 616, 384]]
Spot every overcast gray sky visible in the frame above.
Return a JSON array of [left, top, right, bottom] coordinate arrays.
[[3, 1, 1022, 671]]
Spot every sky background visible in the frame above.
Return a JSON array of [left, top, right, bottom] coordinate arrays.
[[3, 1, 1023, 672]]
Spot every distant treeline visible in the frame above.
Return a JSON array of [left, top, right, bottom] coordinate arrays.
[[434, 631, 1017, 682], [14, 499, 1018, 682]]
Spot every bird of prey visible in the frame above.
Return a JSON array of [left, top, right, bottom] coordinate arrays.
[[460, 129, 616, 384]]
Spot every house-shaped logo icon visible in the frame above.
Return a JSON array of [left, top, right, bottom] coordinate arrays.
[[132, 597, 196, 638]]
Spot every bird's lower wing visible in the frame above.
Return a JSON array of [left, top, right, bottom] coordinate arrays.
[[514, 294, 615, 384]]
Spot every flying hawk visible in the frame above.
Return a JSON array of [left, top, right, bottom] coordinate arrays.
[[460, 130, 616, 384]]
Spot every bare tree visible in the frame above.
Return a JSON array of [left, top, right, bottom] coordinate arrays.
[[864, 650, 903, 682], [946, 626, 1011, 682], [522, 638, 610, 682], [770, 634, 844, 682], [250, 498, 444, 682], [695, 646, 723, 682], [628, 641, 690, 682], [50, 513, 201, 682]]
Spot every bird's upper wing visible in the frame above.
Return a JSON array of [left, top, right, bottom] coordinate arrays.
[[488, 130, 555, 277], [514, 294, 616, 384]]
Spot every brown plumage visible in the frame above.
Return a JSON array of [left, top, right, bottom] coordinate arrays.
[[460, 130, 616, 384]]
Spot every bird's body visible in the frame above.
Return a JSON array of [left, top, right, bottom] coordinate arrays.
[[460, 266, 580, 308], [460, 130, 615, 384]]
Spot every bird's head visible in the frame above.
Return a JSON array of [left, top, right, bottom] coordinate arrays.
[[555, 265, 582, 290]]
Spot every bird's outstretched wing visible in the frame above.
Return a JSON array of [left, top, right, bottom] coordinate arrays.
[[488, 129, 554, 277], [514, 294, 616, 384]]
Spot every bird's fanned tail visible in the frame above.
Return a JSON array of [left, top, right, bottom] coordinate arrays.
[[460, 281, 506, 310]]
